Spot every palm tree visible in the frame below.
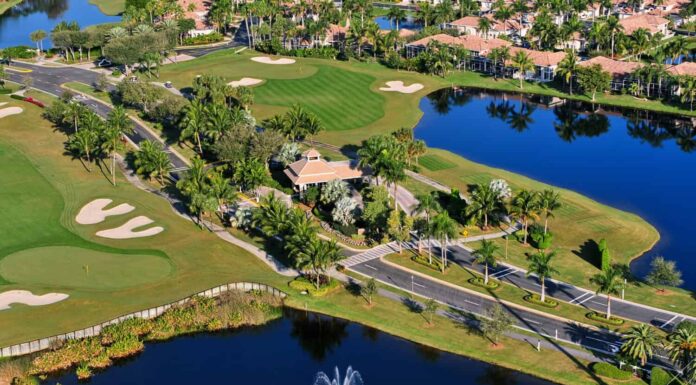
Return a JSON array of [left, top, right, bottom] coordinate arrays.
[[557, 50, 578, 95], [386, 6, 406, 30], [253, 192, 290, 237], [538, 189, 561, 234], [512, 50, 534, 89], [430, 211, 458, 273], [680, 75, 696, 111], [589, 266, 624, 320], [101, 106, 133, 186], [472, 239, 499, 284], [134, 140, 172, 185], [621, 324, 660, 366], [526, 250, 559, 303], [459, 0, 480, 17], [416, 2, 436, 28], [465, 183, 505, 229], [414, 193, 442, 263], [233, 158, 267, 198], [605, 16, 623, 59], [207, 169, 237, 213], [68, 129, 98, 171], [665, 326, 695, 383], [478, 17, 492, 39], [509, 189, 540, 245], [177, 156, 208, 197], [285, 209, 319, 252], [381, 155, 406, 211], [180, 100, 207, 154], [29, 29, 47, 53], [292, 238, 344, 289], [65, 102, 87, 133]]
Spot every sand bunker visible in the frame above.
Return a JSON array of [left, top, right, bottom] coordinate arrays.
[[96, 216, 164, 239], [76, 198, 135, 225], [379, 81, 424, 94], [0, 290, 69, 310], [228, 77, 263, 87], [251, 56, 296, 65], [0, 106, 24, 119]]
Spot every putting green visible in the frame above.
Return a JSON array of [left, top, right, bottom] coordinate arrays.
[[0, 246, 172, 290]]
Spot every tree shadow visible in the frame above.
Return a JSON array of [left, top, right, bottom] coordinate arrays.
[[573, 239, 601, 269]]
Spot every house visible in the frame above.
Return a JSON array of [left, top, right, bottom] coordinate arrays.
[[508, 47, 567, 81], [557, 32, 588, 52], [618, 14, 672, 37], [444, 16, 524, 39], [405, 33, 512, 58], [284, 149, 369, 192], [667, 61, 696, 77], [579, 55, 643, 91], [177, 0, 215, 36]]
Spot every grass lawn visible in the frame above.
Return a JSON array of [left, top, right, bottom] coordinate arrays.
[[88, 0, 124, 15], [0, 0, 22, 15], [0, 94, 289, 346], [285, 284, 647, 385]]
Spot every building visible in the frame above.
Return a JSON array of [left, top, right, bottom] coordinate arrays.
[[405, 33, 512, 58], [508, 47, 567, 81], [283, 149, 369, 192], [579, 55, 643, 91], [177, 0, 215, 36], [618, 14, 672, 37], [444, 16, 524, 39]]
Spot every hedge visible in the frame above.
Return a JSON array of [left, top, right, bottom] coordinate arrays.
[[289, 276, 340, 297], [586, 311, 625, 325], [591, 362, 633, 380], [651, 367, 683, 385], [523, 294, 559, 308], [468, 277, 500, 290]]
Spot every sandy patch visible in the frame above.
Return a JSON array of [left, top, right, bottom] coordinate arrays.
[[0, 290, 69, 310], [96, 216, 163, 239], [0, 102, 6, 107], [379, 81, 424, 94], [0, 106, 24, 118], [251, 56, 296, 65], [228, 77, 263, 87], [76, 198, 135, 225]]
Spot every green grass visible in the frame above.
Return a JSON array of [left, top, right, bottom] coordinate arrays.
[[418, 154, 457, 171], [0, 94, 289, 346], [88, 0, 124, 15], [0, 0, 22, 15]]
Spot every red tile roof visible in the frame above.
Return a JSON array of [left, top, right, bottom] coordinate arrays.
[[619, 14, 669, 35], [579, 56, 642, 76], [668, 62, 696, 77]]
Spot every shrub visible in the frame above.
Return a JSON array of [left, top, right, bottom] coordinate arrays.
[[87, 352, 112, 369], [105, 335, 144, 359], [288, 276, 340, 297], [75, 362, 92, 380], [586, 311, 625, 325], [411, 253, 447, 272], [101, 317, 152, 345], [591, 362, 633, 380], [182, 32, 223, 46], [10, 94, 24, 101], [651, 367, 672, 385], [523, 294, 559, 308], [468, 277, 500, 289], [0, 89, 12, 94], [111, 69, 122, 77]]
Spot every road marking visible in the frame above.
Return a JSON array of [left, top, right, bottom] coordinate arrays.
[[413, 282, 426, 289], [495, 269, 518, 279], [660, 315, 679, 328], [464, 299, 480, 306], [490, 268, 512, 278], [568, 292, 591, 304], [577, 295, 595, 305], [523, 318, 542, 325], [590, 301, 606, 306], [363, 264, 378, 271]]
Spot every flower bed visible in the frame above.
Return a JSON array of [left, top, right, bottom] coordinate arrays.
[[523, 294, 559, 308], [318, 219, 369, 247], [468, 277, 500, 290], [586, 311, 625, 325]]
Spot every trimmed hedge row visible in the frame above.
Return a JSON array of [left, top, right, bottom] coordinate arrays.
[[586, 311, 625, 325], [468, 277, 500, 290], [524, 294, 559, 308], [289, 276, 340, 297], [591, 362, 633, 380]]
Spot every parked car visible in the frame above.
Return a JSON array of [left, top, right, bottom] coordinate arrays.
[[97, 58, 112, 67]]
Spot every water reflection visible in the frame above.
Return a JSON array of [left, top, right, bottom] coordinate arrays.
[[6, 0, 69, 19], [289, 309, 349, 361], [553, 105, 609, 141]]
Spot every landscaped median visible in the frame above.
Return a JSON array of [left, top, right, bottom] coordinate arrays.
[[383, 251, 639, 333]]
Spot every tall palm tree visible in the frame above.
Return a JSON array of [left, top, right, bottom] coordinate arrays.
[[459, 0, 480, 17], [557, 50, 578, 95], [526, 250, 559, 303], [512, 50, 535, 89], [472, 239, 499, 284], [478, 17, 492, 39], [414, 193, 442, 263], [416, 2, 436, 28], [134, 140, 172, 185], [430, 211, 458, 273], [605, 15, 623, 59], [589, 266, 624, 319], [207, 168, 237, 212], [509, 189, 540, 245], [176, 156, 208, 197], [29, 29, 47, 53], [680, 75, 696, 111], [386, 6, 406, 30], [102, 106, 133, 186], [621, 324, 660, 366], [665, 326, 696, 383], [538, 189, 561, 234], [292, 238, 344, 289], [180, 100, 207, 154], [466, 183, 505, 229], [68, 129, 98, 171]]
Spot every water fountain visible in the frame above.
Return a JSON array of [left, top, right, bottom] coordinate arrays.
[[313, 366, 364, 385]]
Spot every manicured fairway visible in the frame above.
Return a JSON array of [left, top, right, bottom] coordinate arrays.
[[1, 246, 172, 290], [418, 154, 457, 171]]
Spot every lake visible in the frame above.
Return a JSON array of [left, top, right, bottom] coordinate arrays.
[[46, 309, 554, 385], [414, 88, 696, 290], [0, 0, 120, 48], [374, 15, 423, 31]]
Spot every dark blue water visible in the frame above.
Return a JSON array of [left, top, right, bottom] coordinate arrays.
[[374, 15, 423, 31], [0, 0, 121, 48], [414, 89, 696, 291], [46, 309, 554, 385]]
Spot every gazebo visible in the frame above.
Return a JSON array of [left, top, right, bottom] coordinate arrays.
[[283, 149, 368, 192]]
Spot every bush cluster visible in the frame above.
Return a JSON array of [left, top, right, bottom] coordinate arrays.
[[590, 362, 633, 380], [523, 294, 559, 308], [182, 32, 223, 46], [289, 276, 340, 297], [586, 311, 625, 325], [468, 277, 500, 290]]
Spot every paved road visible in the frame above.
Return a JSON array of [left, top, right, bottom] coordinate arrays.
[[348, 256, 674, 369]]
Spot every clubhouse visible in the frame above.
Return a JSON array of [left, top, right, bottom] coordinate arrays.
[[283, 149, 369, 192]]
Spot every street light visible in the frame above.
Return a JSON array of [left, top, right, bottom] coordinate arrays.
[[411, 275, 414, 293]]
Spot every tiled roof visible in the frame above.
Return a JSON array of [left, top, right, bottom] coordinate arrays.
[[407, 33, 511, 55], [284, 155, 367, 186], [508, 47, 566, 66], [579, 56, 642, 76], [668, 61, 696, 76], [619, 14, 669, 34]]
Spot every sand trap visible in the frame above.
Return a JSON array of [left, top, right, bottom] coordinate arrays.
[[0, 106, 24, 118], [251, 56, 296, 65], [96, 216, 163, 239], [0, 290, 69, 311], [76, 198, 135, 225], [379, 81, 424, 94], [228, 77, 263, 87]]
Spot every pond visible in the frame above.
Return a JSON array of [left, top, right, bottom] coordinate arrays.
[[414, 88, 696, 290], [46, 309, 554, 385], [374, 15, 423, 31], [0, 0, 120, 48]]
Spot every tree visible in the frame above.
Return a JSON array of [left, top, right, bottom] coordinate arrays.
[[250, 129, 284, 169], [605, 15, 624, 58], [509, 189, 540, 245], [320, 179, 350, 205], [68, 129, 99, 171], [480, 304, 513, 346], [430, 211, 458, 273], [386, 6, 406, 30], [207, 168, 237, 212], [680, 76, 696, 111], [101, 106, 133, 186], [423, 298, 438, 325], [590, 266, 625, 320], [512, 50, 534, 89], [538, 189, 561, 234], [598, 238, 612, 272], [0, 65, 5, 90], [332, 196, 358, 226], [233, 158, 267, 198], [180, 100, 207, 154], [387, 209, 413, 254], [292, 238, 344, 289], [557, 50, 578, 94], [665, 326, 696, 384], [30, 29, 47, 53], [466, 183, 506, 229], [472, 239, 499, 285], [478, 17, 492, 40], [576, 64, 611, 102], [527, 250, 559, 303], [133, 140, 172, 185], [414, 193, 441, 263], [646, 256, 683, 289], [276, 142, 300, 167], [362, 278, 378, 305], [621, 324, 660, 366], [253, 192, 290, 237]]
